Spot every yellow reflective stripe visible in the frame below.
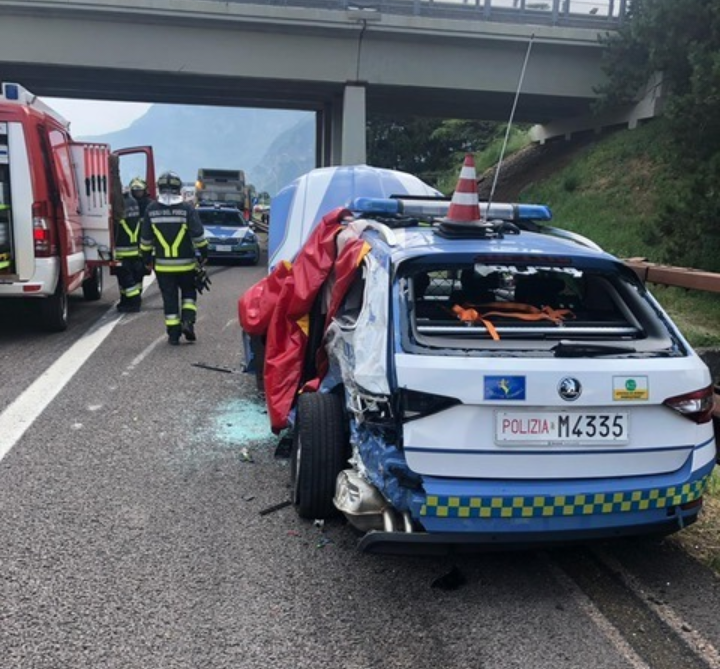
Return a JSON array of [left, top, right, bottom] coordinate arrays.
[[194, 238, 209, 249], [154, 263, 195, 273], [140, 242, 153, 252], [151, 224, 173, 256], [165, 316, 181, 326], [119, 219, 140, 244], [151, 223, 188, 258], [115, 248, 140, 258], [182, 303, 198, 312], [171, 225, 188, 256]]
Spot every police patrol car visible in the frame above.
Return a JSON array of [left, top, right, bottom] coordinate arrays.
[[241, 159, 717, 553]]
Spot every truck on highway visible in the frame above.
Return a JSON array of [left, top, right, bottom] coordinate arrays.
[[0, 82, 155, 331], [195, 168, 246, 208]]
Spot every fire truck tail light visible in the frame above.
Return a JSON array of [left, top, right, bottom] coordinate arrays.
[[32, 203, 53, 256]]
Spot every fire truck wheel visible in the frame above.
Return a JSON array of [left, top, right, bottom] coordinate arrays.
[[82, 266, 103, 301], [40, 280, 69, 332]]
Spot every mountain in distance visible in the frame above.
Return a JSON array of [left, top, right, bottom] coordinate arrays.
[[79, 103, 315, 195], [250, 115, 316, 196]]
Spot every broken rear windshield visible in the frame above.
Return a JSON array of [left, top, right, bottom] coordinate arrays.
[[399, 262, 679, 356]]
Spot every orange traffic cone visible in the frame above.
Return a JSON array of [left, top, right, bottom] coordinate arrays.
[[442, 154, 483, 225]]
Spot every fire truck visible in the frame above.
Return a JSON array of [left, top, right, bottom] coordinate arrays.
[[0, 82, 155, 331]]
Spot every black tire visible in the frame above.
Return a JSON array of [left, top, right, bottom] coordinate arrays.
[[291, 392, 349, 519], [81, 266, 103, 301], [40, 279, 69, 332]]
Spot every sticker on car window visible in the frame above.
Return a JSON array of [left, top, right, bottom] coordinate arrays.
[[484, 376, 526, 401], [613, 376, 649, 401]]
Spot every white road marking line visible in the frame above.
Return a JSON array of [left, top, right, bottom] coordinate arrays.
[[0, 312, 121, 463], [1, 272, 171, 460], [540, 553, 652, 669], [593, 547, 720, 669], [125, 334, 166, 373]]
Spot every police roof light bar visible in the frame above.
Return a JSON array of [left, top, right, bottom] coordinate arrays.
[[350, 197, 552, 222]]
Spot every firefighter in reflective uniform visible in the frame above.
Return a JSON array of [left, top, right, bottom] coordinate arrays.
[[140, 171, 208, 345], [115, 177, 153, 312]]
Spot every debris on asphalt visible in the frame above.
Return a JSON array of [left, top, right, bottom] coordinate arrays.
[[259, 500, 292, 516], [316, 536, 333, 549], [431, 565, 467, 591], [191, 362, 236, 374], [313, 519, 325, 529], [242, 494, 256, 502], [239, 447, 254, 462]]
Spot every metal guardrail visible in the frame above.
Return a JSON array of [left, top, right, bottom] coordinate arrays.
[[624, 258, 720, 294], [203, 0, 628, 28]]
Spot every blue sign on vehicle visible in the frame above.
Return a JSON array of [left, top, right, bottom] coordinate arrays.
[[484, 376, 526, 400]]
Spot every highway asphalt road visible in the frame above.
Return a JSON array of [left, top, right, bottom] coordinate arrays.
[[1, 247, 719, 669]]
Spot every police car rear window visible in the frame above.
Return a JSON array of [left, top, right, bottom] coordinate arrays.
[[401, 263, 680, 357]]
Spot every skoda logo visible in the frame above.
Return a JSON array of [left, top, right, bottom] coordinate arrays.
[[558, 377, 582, 402]]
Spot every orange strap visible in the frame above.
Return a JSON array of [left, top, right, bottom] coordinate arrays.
[[451, 302, 575, 340]]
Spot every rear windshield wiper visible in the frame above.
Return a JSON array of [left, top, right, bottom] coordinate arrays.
[[552, 341, 638, 358]]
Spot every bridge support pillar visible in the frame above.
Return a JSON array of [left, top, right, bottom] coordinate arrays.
[[341, 83, 367, 166]]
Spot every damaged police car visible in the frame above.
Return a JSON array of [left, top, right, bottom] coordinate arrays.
[[239, 160, 716, 553]]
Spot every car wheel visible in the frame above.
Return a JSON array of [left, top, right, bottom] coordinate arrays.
[[81, 266, 103, 301], [291, 392, 348, 519], [40, 279, 69, 332]]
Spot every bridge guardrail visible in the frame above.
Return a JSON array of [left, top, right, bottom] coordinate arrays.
[[204, 0, 627, 28]]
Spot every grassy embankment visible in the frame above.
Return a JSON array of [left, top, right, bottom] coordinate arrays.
[[467, 121, 720, 571]]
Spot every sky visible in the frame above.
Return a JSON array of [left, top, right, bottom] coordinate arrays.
[[42, 97, 152, 137]]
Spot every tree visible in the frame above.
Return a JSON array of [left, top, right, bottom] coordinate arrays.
[[597, 0, 720, 269], [366, 116, 496, 189], [598, 0, 720, 158]]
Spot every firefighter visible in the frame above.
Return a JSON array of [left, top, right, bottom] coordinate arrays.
[[140, 171, 208, 345], [115, 177, 153, 312]]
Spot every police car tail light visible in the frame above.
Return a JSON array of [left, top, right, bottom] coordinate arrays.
[[663, 386, 714, 424], [32, 202, 54, 256], [400, 389, 460, 422]]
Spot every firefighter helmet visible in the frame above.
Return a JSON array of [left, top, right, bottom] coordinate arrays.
[[157, 171, 183, 205], [129, 176, 147, 192]]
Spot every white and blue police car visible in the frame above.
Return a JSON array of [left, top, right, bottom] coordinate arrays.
[[263, 165, 717, 553]]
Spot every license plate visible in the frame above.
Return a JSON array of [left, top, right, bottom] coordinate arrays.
[[495, 411, 629, 444], [216, 244, 233, 252]]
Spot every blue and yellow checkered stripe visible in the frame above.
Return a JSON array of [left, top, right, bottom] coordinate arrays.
[[420, 476, 710, 519]]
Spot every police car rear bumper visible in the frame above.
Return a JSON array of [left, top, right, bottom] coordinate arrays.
[[357, 516, 699, 554], [355, 458, 715, 554]]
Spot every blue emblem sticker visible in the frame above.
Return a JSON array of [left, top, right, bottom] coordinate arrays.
[[484, 376, 526, 400]]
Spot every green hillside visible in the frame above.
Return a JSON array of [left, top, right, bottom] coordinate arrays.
[[469, 120, 720, 349]]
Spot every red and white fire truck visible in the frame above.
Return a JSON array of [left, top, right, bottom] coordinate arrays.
[[0, 82, 155, 331]]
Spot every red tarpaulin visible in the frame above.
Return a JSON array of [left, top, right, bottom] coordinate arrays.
[[238, 206, 360, 432]]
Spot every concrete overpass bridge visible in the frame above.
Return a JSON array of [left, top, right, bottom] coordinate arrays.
[[0, 0, 651, 165]]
